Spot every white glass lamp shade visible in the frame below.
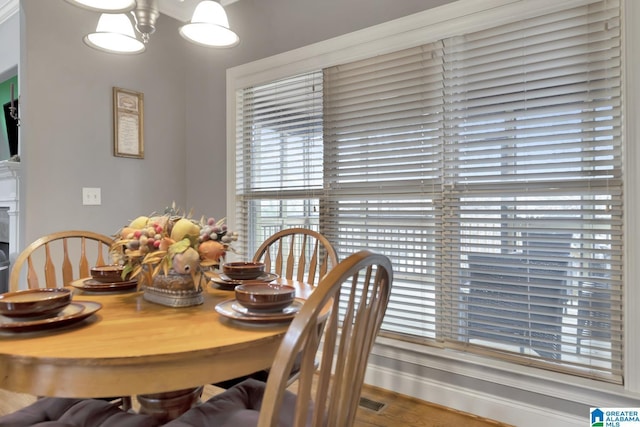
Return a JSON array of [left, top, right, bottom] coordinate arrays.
[[64, 0, 136, 13], [179, 1, 239, 48], [83, 14, 145, 54]]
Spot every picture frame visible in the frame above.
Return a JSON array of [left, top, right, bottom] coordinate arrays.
[[113, 87, 144, 159]]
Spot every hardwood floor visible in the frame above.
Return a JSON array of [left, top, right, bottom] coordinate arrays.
[[0, 389, 36, 417], [352, 383, 512, 427], [0, 383, 512, 427]]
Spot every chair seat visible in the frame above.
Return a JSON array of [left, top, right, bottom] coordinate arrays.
[[165, 379, 310, 427], [0, 397, 161, 427]]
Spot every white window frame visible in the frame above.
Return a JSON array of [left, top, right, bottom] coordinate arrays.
[[227, 0, 640, 422]]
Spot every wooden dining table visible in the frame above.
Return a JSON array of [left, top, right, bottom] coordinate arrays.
[[0, 277, 313, 420]]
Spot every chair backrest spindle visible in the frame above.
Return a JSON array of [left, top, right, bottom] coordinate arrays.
[[78, 237, 89, 279], [26, 257, 38, 289], [44, 243, 56, 288], [62, 238, 73, 286]]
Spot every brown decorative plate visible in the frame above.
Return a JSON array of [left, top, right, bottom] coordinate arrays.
[[0, 301, 102, 333], [70, 278, 138, 293], [209, 272, 279, 291], [215, 298, 302, 323], [230, 299, 302, 317]]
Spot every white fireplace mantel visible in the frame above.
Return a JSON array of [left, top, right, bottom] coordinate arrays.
[[0, 160, 20, 262]]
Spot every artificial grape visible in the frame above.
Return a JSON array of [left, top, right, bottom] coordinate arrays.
[[221, 224, 228, 231], [209, 233, 218, 240], [212, 226, 220, 233], [127, 240, 140, 250], [201, 234, 210, 241], [140, 235, 149, 246], [207, 217, 215, 226], [221, 235, 232, 243]]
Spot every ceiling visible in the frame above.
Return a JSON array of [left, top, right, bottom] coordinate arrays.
[[0, 1, 240, 25]]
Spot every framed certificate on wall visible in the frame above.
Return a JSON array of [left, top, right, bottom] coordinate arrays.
[[113, 87, 144, 159]]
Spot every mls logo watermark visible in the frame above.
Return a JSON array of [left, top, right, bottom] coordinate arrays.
[[591, 408, 640, 427]]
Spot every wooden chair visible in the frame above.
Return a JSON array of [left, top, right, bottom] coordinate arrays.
[[214, 228, 339, 390], [9, 230, 113, 291], [253, 228, 338, 287], [168, 250, 393, 427], [7, 230, 132, 411]]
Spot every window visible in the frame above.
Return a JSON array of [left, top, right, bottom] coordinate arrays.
[[234, 0, 623, 384]]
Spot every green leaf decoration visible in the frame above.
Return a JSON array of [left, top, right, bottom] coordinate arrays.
[[122, 263, 134, 280], [169, 238, 191, 257]]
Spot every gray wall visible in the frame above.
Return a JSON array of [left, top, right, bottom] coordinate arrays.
[[20, 1, 187, 245], [18, 0, 453, 247]]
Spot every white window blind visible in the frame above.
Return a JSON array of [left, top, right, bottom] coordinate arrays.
[[323, 42, 446, 346], [236, 0, 623, 383], [235, 72, 324, 254], [440, 0, 622, 381]]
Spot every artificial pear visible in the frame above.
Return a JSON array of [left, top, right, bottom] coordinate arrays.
[[170, 218, 200, 241]]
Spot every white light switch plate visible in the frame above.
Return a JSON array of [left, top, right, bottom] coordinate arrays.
[[82, 187, 101, 205]]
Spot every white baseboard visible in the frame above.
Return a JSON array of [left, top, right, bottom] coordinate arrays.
[[364, 364, 585, 427]]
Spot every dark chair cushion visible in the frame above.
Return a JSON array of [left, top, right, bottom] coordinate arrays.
[[213, 350, 304, 390], [165, 378, 311, 427], [0, 398, 161, 427], [213, 370, 269, 390]]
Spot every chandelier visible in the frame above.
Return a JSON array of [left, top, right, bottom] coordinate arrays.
[[65, 0, 239, 54]]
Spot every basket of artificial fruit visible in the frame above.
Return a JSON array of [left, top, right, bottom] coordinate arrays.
[[110, 204, 238, 306]]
